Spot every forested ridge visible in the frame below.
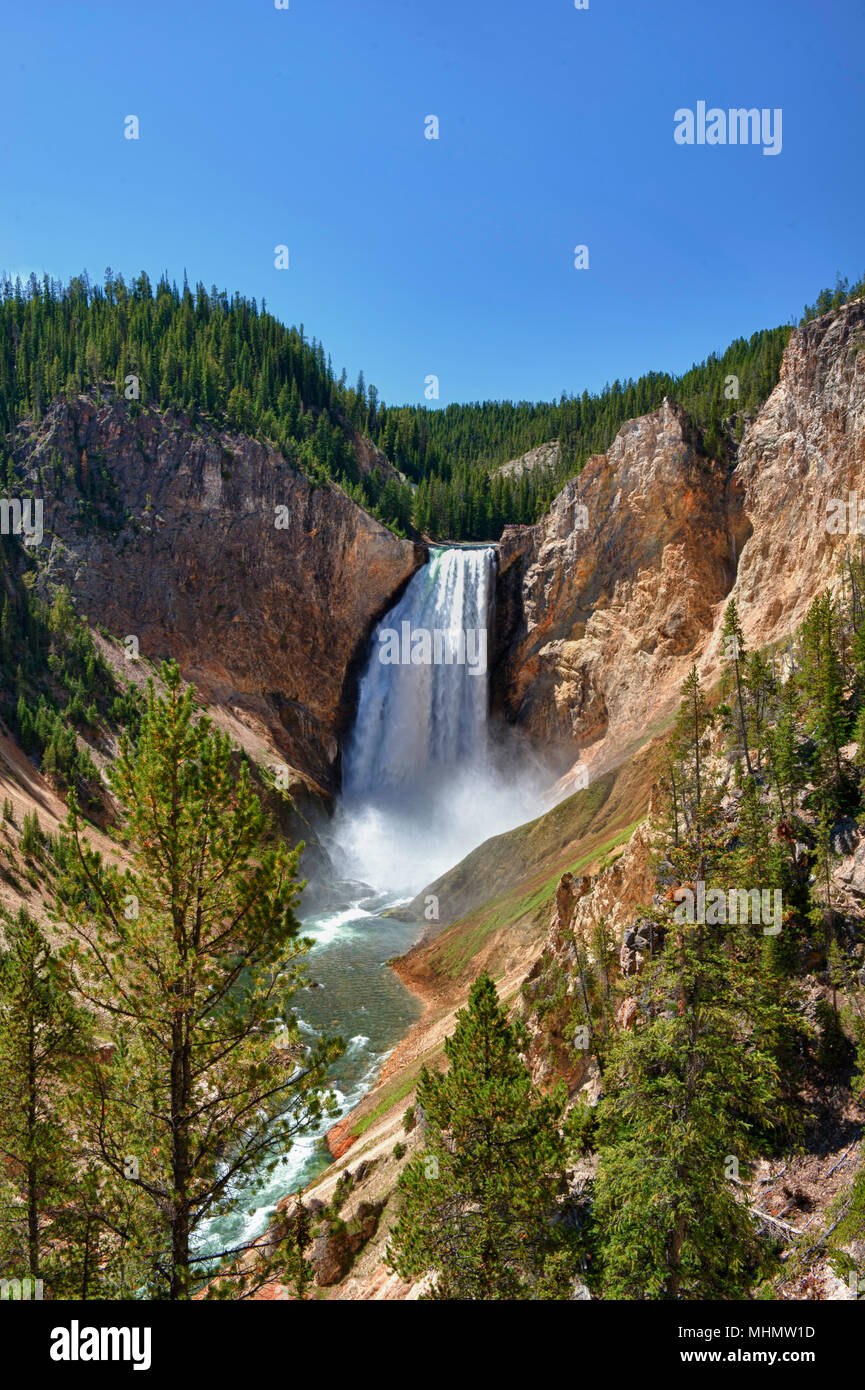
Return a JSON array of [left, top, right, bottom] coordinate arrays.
[[1, 269, 862, 542]]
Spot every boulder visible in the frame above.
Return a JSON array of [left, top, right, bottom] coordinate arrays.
[[619, 917, 662, 977], [831, 817, 860, 857]]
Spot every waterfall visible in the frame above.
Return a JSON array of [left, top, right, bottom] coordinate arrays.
[[331, 546, 549, 896], [342, 546, 496, 797], [205, 550, 549, 1255]]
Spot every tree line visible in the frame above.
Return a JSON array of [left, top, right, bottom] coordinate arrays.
[[2, 268, 862, 543]]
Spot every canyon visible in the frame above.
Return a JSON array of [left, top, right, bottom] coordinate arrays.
[[495, 298, 865, 781], [300, 296, 865, 1298], [2, 296, 864, 1299]]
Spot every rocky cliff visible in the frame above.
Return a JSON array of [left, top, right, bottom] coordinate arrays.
[[701, 297, 865, 671], [493, 398, 745, 775], [519, 822, 655, 1097], [13, 394, 424, 797], [493, 299, 865, 779]]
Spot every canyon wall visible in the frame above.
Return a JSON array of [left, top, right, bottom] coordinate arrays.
[[493, 299, 865, 779], [702, 296, 865, 666], [492, 397, 744, 775], [14, 395, 424, 796]]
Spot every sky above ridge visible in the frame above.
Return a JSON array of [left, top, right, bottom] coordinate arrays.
[[1, 0, 862, 408]]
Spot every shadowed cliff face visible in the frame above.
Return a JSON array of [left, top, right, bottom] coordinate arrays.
[[14, 395, 424, 795], [493, 299, 865, 781]]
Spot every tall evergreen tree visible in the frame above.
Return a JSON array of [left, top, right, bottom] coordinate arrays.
[[594, 916, 800, 1298], [722, 597, 753, 776], [57, 662, 342, 1299], [800, 592, 848, 804], [386, 973, 582, 1299], [595, 668, 803, 1298], [0, 908, 93, 1294]]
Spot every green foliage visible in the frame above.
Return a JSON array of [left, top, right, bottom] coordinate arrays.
[[0, 909, 112, 1297], [0, 269, 399, 524], [814, 997, 852, 1070], [800, 271, 865, 324], [386, 973, 583, 1299], [594, 667, 807, 1298], [826, 955, 865, 1283], [56, 661, 344, 1299], [582, 544, 865, 1297], [722, 597, 753, 774], [400, 319, 793, 538], [6, 267, 858, 543], [594, 922, 799, 1298], [799, 592, 850, 811], [19, 811, 43, 858], [0, 548, 139, 802]]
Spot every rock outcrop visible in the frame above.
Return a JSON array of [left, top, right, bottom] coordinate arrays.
[[14, 394, 424, 794], [493, 398, 744, 774], [493, 440, 561, 481], [701, 297, 865, 676], [311, 1202, 383, 1287], [494, 300, 865, 779], [521, 823, 656, 1091]]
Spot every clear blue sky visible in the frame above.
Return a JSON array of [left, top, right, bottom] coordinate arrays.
[[1, 0, 861, 407]]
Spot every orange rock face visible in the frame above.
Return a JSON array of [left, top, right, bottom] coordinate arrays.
[[325, 1117, 358, 1159], [16, 395, 424, 794], [494, 300, 865, 780], [494, 397, 742, 774], [701, 298, 865, 678]]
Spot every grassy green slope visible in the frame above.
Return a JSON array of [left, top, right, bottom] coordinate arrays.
[[393, 737, 661, 1006]]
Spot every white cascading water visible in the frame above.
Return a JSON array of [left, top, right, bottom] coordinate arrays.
[[331, 545, 550, 895], [343, 546, 494, 791]]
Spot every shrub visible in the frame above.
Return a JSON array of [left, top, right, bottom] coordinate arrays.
[[20, 810, 44, 857]]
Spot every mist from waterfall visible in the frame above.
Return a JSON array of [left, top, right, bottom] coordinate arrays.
[[330, 546, 553, 896]]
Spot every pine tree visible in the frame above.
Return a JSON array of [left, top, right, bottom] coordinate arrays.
[[594, 659, 806, 1297], [0, 909, 91, 1294], [386, 973, 582, 1299], [665, 664, 718, 874], [767, 674, 800, 820], [722, 597, 753, 775], [744, 649, 773, 770], [800, 592, 848, 806], [57, 662, 343, 1299], [732, 774, 784, 912], [594, 917, 799, 1298]]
